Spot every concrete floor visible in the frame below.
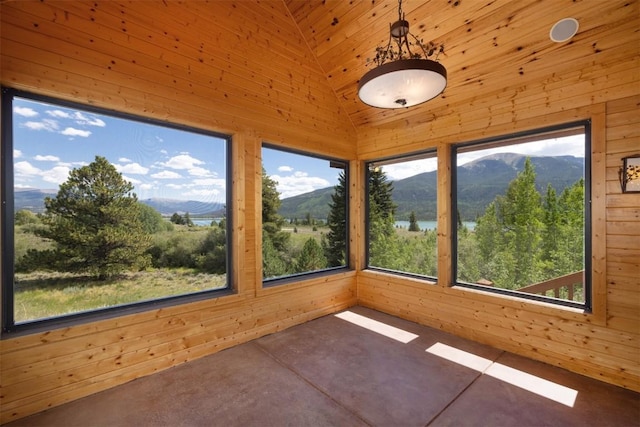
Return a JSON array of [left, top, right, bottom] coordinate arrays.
[[8, 306, 640, 427]]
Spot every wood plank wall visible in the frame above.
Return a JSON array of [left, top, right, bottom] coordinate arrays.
[[0, 0, 638, 422], [356, 106, 640, 391], [354, 1, 639, 393], [0, 1, 357, 423], [358, 97, 640, 390]]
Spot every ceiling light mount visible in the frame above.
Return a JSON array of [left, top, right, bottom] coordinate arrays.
[[358, 0, 447, 109], [550, 18, 579, 43]]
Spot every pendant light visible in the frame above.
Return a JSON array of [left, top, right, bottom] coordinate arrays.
[[358, 0, 447, 109]]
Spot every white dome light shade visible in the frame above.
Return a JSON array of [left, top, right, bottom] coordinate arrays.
[[358, 59, 447, 109]]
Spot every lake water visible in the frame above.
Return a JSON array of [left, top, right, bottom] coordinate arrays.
[[191, 218, 476, 230], [394, 221, 476, 230], [191, 218, 222, 226]]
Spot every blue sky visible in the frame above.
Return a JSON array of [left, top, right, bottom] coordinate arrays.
[[12, 96, 584, 202], [12, 97, 228, 204], [11, 96, 346, 201]]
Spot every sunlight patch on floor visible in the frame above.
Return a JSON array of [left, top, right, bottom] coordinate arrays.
[[426, 342, 578, 407], [335, 311, 419, 343], [426, 342, 494, 372]]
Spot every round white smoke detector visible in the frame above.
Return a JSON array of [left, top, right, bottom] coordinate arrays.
[[550, 18, 579, 43]]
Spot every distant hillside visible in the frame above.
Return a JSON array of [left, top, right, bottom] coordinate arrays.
[[14, 190, 224, 217], [13, 188, 57, 213], [279, 154, 584, 221], [278, 187, 336, 220], [139, 198, 224, 217], [13, 154, 584, 221]]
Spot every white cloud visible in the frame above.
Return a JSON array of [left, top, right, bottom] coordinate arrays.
[[61, 127, 91, 137], [139, 183, 155, 190], [58, 161, 88, 168], [383, 158, 438, 180], [14, 161, 70, 185], [115, 162, 149, 174], [193, 178, 225, 187], [13, 161, 71, 184], [271, 172, 330, 198], [151, 170, 182, 179], [161, 154, 205, 170], [47, 110, 106, 127], [46, 109, 72, 119], [278, 165, 294, 172], [73, 111, 106, 127], [14, 161, 42, 177], [188, 167, 214, 177], [122, 175, 142, 185], [23, 119, 59, 132], [42, 166, 71, 184], [14, 106, 38, 117], [118, 157, 132, 163], [34, 155, 61, 162], [166, 183, 185, 189], [456, 135, 585, 167], [14, 149, 22, 159]]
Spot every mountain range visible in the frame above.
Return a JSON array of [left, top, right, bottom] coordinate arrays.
[[14, 190, 224, 217], [279, 153, 585, 221], [13, 153, 584, 221]]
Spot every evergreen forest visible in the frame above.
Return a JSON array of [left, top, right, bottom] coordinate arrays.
[[12, 155, 585, 322]]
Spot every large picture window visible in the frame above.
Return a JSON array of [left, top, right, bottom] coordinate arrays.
[[261, 145, 348, 282], [366, 151, 438, 279], [453, 123, 591, 309], [2, 88, 231, 332]]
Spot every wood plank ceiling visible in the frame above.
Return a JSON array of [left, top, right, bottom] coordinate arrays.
[[284, 0, 638, 131]]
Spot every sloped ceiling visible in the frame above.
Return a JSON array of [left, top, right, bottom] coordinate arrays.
[[284, 0, 638, 132]]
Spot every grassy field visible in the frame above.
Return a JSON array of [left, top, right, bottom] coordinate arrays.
[[12, 223, 420, 323], [14, 269, 226, 323]]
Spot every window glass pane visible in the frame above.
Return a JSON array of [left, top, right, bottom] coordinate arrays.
[[6, 93, 229, 325], [455, 128, 588, 306], [367, 153, 438, 278], [262, 146, 347, 281]]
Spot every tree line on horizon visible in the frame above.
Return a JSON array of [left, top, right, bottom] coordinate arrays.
[[14, 155, 584, 300]]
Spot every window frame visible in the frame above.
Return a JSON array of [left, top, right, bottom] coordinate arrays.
[[261, 143, 350, 287], [1, 87, 234, 336], [364, 149, 439, 282], [451, 121, 592, 311]]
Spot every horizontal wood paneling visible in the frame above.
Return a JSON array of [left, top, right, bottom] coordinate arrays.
[[357, 96, 640, 394], [1, 0, 638, 422], [0, 1, 356, 423], [0, 0, 356, 156]]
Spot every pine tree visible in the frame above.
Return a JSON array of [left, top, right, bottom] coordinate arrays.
[[408, 211, 420, 231], [473, 157, 543, 288], [37, 156, 150, 279], [296, 238, 327, 272], [500, 157, 542, 286], [261, 166, 290, 277], [324, 171, 348, 266], [138, 203, 170, 233], [368, 167, 398, 267], [556, 178, 585, 274], [184, 211, 194, 227], [170, 212, 184, 225], [541, 184, 561, 276]]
